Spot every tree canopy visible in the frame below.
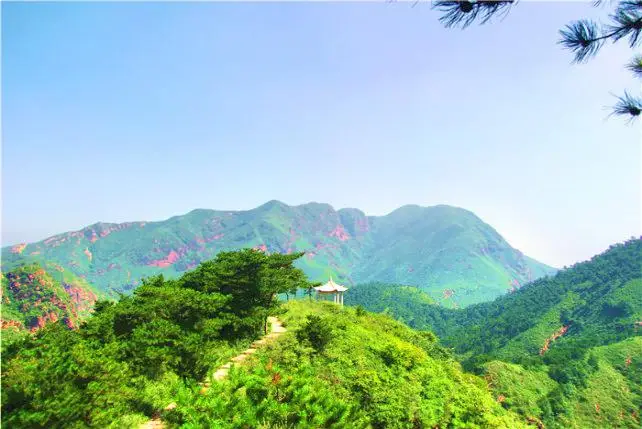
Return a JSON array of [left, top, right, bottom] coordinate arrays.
[[1, 249, 312, 427]]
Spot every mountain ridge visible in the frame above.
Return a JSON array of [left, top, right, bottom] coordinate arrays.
[[3, 201, 497, 246], [346, 238, 642, 428], [2, 201, 556, 307]]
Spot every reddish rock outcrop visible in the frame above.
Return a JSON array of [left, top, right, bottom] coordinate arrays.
[[4, 266, 99, 333], [63, 283, 98, 314], [44, 235, 68, 247], [1, 319, 24, 330], [30, 312, 59, 331], [253, 244, 268, 253], [329, 225, 350, 241], [64, 317, 76, 329], [10, 243, 27, 254], [443, 289, 455, 299], [356, 217, 370, 233], [147, 250, 180, 267], [540, 325, 569, 355]]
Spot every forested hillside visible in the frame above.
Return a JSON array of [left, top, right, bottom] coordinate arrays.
[[1, 250, 526, 428], [1, 249, 307, 427], [347, 237, 642, 428], [1, 201, 555, 308], [1, 263, 101, 344], [165, 300, 526, 428]]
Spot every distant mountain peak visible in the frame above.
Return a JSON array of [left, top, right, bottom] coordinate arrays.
[[257, 200, 290, 209], [2, 200, 556, 307]]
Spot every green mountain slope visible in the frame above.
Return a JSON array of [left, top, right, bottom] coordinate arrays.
[[1, 201, 555, 308], [170, 300, 527, 428], [354, 205, 554, 306], [440, 238, 641, 362], [1, 262, 101, 339], [1, 251, 527, 428], [347, 237, 642, 428]]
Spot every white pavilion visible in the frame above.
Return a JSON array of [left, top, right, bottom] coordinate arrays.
[[313, 277, 348, 306]]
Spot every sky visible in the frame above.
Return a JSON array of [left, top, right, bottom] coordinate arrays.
[[2, 1, 640, 268]]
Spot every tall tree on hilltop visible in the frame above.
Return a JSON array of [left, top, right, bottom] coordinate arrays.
[[179, 249, 309, 335], [432, 0, 642, 122]]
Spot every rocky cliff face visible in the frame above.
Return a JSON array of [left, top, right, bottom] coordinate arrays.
[[1, 263, 99, 332]]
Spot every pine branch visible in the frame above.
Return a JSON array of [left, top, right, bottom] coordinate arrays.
[[559, 20, 608, 63], [432, 1, 516, 29], [626, 54, 642, 77], [617, 0, 642, 13], [558, 4, 642, 63], [609, 91, 642, 122], [606, 6, 642, 47], [431, 0, 642, 122]]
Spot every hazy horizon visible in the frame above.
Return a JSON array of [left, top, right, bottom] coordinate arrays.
[[2, 198, 638, 270], [2, 2, 641, 268]]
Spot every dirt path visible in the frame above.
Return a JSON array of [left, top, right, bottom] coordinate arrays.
[[209, 316, 286, 382], [140, 316, 287, 429]]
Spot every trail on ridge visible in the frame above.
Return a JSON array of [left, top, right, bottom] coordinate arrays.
[[140, 316, 287, 429]]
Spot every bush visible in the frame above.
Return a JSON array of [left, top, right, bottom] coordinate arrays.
[[296, 315, 333, 353]]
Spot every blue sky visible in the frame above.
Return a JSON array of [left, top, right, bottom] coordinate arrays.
[[2, 2, 640, 267]]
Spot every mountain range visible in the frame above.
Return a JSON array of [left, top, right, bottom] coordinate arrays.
[[347, 238, 642, 428], [3, 235, 639, 428], [1, 201, 555, 308]]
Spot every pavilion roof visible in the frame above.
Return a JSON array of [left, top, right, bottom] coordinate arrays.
[[313, 277, 348, 292]]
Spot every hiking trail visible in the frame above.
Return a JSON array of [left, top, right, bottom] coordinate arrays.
[[140, 316, 287, 429]]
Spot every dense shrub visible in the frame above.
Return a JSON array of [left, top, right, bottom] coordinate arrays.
[[295, 314, 333, 353], [1, 249, 310, 427]]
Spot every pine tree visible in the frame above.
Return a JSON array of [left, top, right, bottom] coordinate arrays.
[[432, 0, 642, 122]]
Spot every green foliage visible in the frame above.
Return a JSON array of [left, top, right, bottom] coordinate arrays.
[[351, 238, 641, 363], [3, 273, 530, 427], [4, 237, 639, 428], [1, 263, 101, 352], [483, 361, 557, 419], [295, 314, 333, 353], [348, 238, 642, 428], [171, 301, 527, 428], [354, 305, 367, 317], [346, 282, 454, 331], [1, 249, 309, 428]]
